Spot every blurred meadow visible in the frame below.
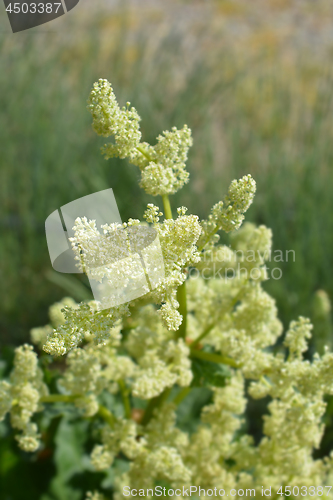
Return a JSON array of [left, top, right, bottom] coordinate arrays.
[[1, 0, 333, 348]]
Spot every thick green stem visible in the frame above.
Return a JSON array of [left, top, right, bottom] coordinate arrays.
[[197, 226, 220, 253], [190, 348, 239, 368], [136, 145, 152, 162], [162, 194, 173, 220], [173, 386, 191, 406], [40, 395, 116, 428], [176, 281, 187, 340], [260, 375, 271, 388], [97, 405, 116, 428], [40, 394, 81, 404], [190, 321, 215, 349], [141, 387, 172, 426], [118, 380, 131, 419]]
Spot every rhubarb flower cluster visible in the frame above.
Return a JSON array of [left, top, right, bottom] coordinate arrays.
[[1, 81, 333, 500]]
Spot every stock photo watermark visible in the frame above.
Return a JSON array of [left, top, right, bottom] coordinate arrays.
[[3, 0, 80, 33], [122, 485, 333, 497], [189, 247, 296, 282], [45, 188, 165, 311]]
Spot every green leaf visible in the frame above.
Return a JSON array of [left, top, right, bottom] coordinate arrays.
[[176, 387, 212, 434], [48, 417, 90, 500], [191, 358, 231, 388]]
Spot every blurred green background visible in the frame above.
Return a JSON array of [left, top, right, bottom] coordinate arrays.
[[1, 0, 333, 346], [1, 0, 333, 498]]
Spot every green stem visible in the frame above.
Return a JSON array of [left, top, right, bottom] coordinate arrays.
[[136, 145, 152, 162], [190, 321, 215, 349], [162, 194, 173, 220], [260, 375, 271, 388], [190, 348, 239, 368], [197, 226, 221, 253], [141, 387, 172, 426], [173, 386, 191, 406], [97, 405, 116, 428], [40, 394, 81, 404], [40, 395, 116, 428], [118, 380, 131, 419], [176, 281, 187, 340]]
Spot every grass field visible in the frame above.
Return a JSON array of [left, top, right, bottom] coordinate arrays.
[[1, 0, 333, 346]]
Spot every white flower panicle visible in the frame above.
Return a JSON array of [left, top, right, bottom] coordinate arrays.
[[151, 212, 202, 330], [31, 297, 78, 348], [49, 297, 78, 327], [230, 222, 272, 257], [198, 174, 256, 250], [2, 82, 333, 500], [196, 222, 272, 283], [284, 316, 313, 360], [88, 79, 192, 196], [218, 174, 257, 231], [0, 380, 11, 421], [0, 345, 48, 452], [59, 347, 103, 416], [42, 301, 129, 356], [107, 404, 191, 494], [88, 79, 141, 159], [126, 308, 192, 399], [56, 329, 135, 415], [143, 204, 163, 224], [145, 403, 188, 451], [91, 418, 145, 471], [132, 339, 192, 400], [138, 125, 192, 196]]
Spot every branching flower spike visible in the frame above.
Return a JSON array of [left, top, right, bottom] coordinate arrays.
[[0, 80, 332, 500]]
